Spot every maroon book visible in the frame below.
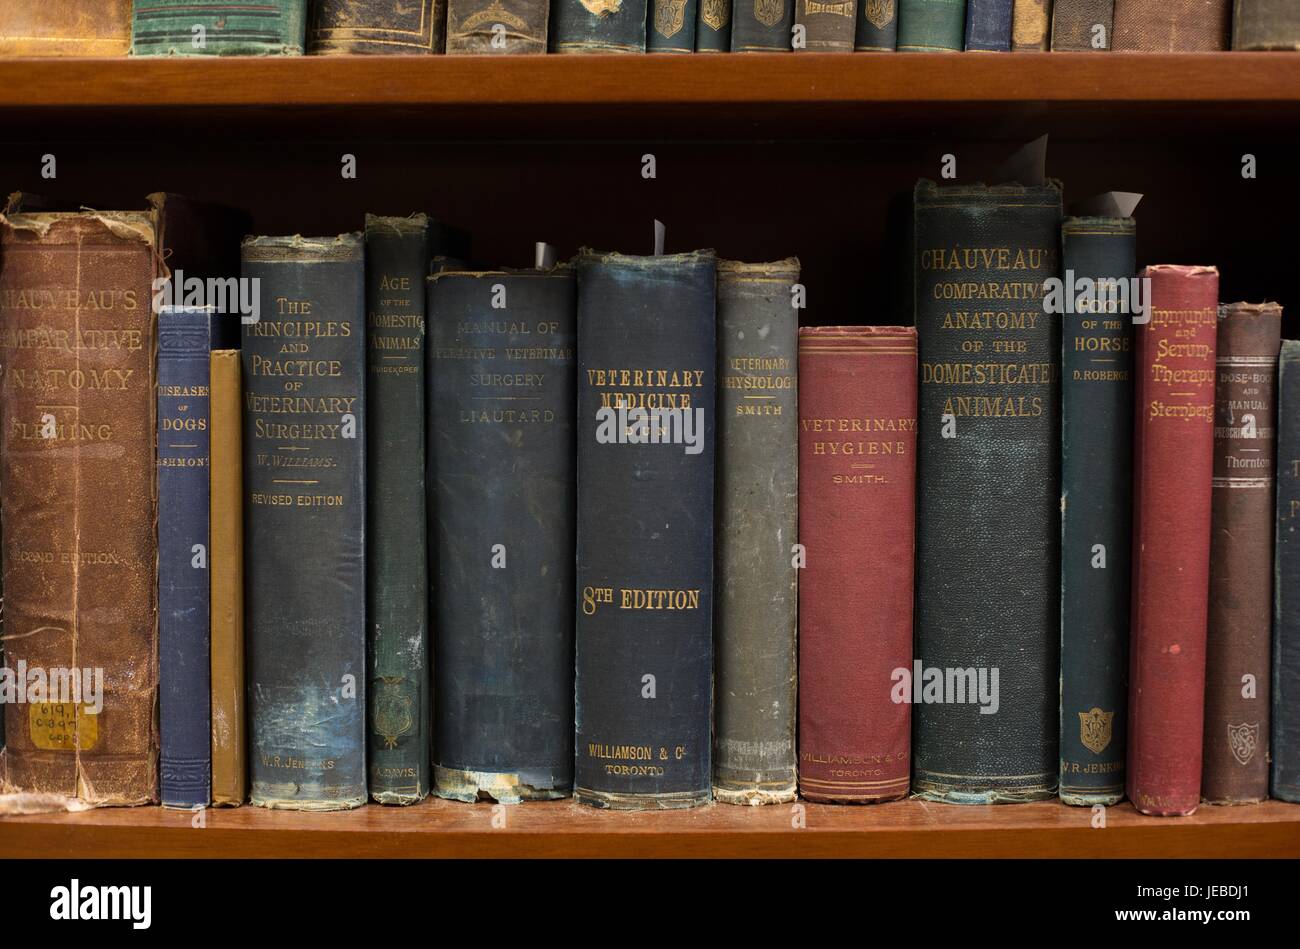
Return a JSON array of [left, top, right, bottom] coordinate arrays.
[[1128, 264, 1219, 816], [797, 326, 916, 803]]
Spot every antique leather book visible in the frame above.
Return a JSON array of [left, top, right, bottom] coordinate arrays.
[[1234, 0, 1300, 48], [798, 327, 916, 804], [913, 181, 1062, 804], [446, 0, 547, 52], [650, 0, 699, 48], [573, 249, 716, 809], [310, 0, 445, 53], [428, 267, 576, 803], [241, 234, 367, 811], [898, 0, 967, 49], [856, 0, 899, 48], [364, 215, 430, 805], [1011, 0, 1051, 47], [697, 0, 732, 47], [1127, 264, 1219, 816], [966, 0, 1013, 48], [1051, 0, 1113, 47], [552, 0, 649, 51], [0, 1, 130, 55], [734, 0, 794, 48], [209, 349, 245, 807], [1112, 0, 1230, 50], [1274, 340, 1300, 803], [132, 1, 308, 55], [0, 211, 161, 806], [157, 308, 212, 810], [714, 259, 799, 806], [1058, 216, 1136, 806], [795, 0, 859, 49], [1202, 302, 1281, 805]]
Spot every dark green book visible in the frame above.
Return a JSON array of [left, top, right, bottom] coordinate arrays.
[[731, 0, 794, 48], [1057, 216, 1136, 806], [365, 215, 430, 805], [132, 0, 307, 55], [428, 266, 577, 803], [697, 0, 733, 48], [650, 0, 699, 49], [898, 0, 966, 49], [912, 180, 1062, 804], [241, 234, 367, 811], [551, 0, 649, 51]]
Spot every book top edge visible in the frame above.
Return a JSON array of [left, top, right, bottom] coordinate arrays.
[[1220, 301, 1283, 316], [1141, 263, 1219, 277], [1, 210, 157, 245], [915, 178, 1064, 197], [364, 213, 430, 234], [799, 325, 917, 338], [1063, 216, 1137, 230], [428, 265, 572, 282], [241, 233, 363, 261], [717, 257, 801, 278], [574, 248, 716, 267]]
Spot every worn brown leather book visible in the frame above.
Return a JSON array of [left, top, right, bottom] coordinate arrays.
[[0, 211, 161, 806], [447, 0, 549, 51], [309, 0, 446, 53], [1112, 0, 1230, 50], [1203, 302, 1281, 805], [0, 1, 130, 55], [1234, 0, 1300, 49], [795, 0, 859, 49], [1012, 0, 1052, 47], [1051, 0, 1111, 47], [209, 350, 245, 807]]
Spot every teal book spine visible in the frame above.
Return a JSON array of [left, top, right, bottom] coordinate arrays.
[[898, 0, 966, 49], [132, 0, 307, 55]]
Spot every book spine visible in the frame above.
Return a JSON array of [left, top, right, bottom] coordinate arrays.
[[913, 180, 1062, 804], [209, 349, 246, 806], [0, 211, 160, 805], [1010, 0, 1051, 47], [650, 0, 700, 49], [1127, 264, 1219, 816], [429, 269, 576, 803], [551, 0, 649, 51], [0, 1, 130, 55], [446, 0, 546, 52], [697, 0, 733, 47], [1274, 340, 1300, 802], [132, 0, 307, 56], [1234, 0, 1300, 50], [574, 250, 716, 809], [897, 0, 967, 49], [1050, 0, 1112, 48], [309, 0, 445, 53], [1203, 302, 1281, 804], [965, 0, 1012, 48], [795, 0, 859, 48], [713, 260, 799, 806], [364, 215, 430, 805], [798, 327, 917, 803], [734, 0, 795, 49], [1058, 216, 1136, 806], [157, 307, 212, 809], [855, 0, 899, 47], [1112, 0, 1230, 51], [241, 234, 367, 811]]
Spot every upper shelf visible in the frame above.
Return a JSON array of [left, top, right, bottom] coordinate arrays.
[[2, 52, 1300, 141]]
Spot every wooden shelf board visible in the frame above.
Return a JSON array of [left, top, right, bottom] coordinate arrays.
[[1, 53, 1299, 140], [2, 797, 1297, 858]]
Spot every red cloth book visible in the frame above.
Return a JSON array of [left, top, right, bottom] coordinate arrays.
[[797, 326, 916, 803], [1127, 264, 1219, 816]]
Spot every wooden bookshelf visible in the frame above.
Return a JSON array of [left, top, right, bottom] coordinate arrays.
[[1, 798, 1297, 858], [0, 53, 1299, 139], [2, 53, 1299, 859]]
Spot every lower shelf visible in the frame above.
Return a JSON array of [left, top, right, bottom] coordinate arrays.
[[2, 796, 1297, 858]]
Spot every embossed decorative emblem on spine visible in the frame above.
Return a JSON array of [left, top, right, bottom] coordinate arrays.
[[373, 678, 414, 749], [655, 0, 689, 36], [703, 0, 730, 30], [1227, 721, 1260, 765], [754, 0, 783, 27], [866, 0, 893, 29], [1078, 707, 1114, 754], [580, 0, 624, 15], [462, 0, 529, 30]]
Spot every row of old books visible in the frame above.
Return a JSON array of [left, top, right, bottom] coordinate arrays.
[[0, 1, 1296, 56], [0, 185, 1296, 816]]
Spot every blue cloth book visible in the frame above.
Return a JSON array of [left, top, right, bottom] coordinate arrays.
[[965, 0, 1012, 48], [157, 306, 213, 808]]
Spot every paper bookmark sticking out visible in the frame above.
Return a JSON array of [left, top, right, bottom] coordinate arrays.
[[1069, 192, 1144, 218], [653, 219, 665, 256], [535, 242, 557, 269], [993, 134, 1050, 186]]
